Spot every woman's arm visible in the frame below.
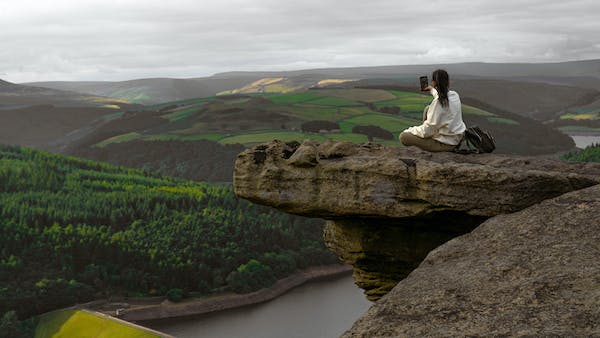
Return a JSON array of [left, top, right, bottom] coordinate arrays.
[[423, 85, 438, 98], [429, 87, 438, 98], [406, 97, 443, 138]]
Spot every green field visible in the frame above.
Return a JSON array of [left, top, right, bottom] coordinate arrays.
[[35, 310, 159, 338], [143, 133, 226, 142], [93, 88, 508, 149], [285, 105, 348, 121], [325, 133, 370, 143], [302, 96, 362, 107], [342, 114, 416, 133], [161, 106, 202, 122], [95, 132, 142, 148], [487, 117, 519, 125], [462, 104, 495, 116], [269, 91, 324, 104]]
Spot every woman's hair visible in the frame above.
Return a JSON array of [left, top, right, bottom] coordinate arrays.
[[432, 69, 449, 108]]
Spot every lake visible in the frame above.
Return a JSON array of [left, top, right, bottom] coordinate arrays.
[[143, 274, 373, 338], [570, 135, 600, 149]]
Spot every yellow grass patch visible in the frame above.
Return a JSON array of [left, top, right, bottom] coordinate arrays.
[[560, 113, 598, 120], [85, 96, 131, 105], [219, 77, 288, 95], [249, 77, 286, 86], [102, 104, 121, 109], [35, 309, 160, 338], [317, 79, 355, 86]]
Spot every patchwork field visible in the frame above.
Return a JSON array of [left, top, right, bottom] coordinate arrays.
[[91, 88, 523, 149], [57, 86, 577, 184]]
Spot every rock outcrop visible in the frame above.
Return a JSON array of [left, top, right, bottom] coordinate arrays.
[[233, 139, 600, 300], [342, 183, 600, 336], [234, 139, 600, 218]]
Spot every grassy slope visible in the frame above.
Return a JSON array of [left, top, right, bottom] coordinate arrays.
[[93, 88, 522, 149], [35, 309, 158, 338], [64, 86, 575, 185]]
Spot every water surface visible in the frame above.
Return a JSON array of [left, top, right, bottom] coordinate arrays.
[[570, 135, 600, 149], [144, 275, 372, 338]]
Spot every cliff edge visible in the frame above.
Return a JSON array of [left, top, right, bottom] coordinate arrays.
[[234, 139, 600, 300], [342, 183, 600, 336]]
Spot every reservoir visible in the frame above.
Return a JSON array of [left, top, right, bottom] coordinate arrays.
[[143, 274, 372, 338], [570, 135, 600, 149], [142, 133, 600, 338]]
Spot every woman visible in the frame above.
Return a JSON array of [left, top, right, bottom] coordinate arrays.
[[399, 69, 466, 152]]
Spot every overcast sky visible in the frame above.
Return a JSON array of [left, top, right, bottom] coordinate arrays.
[[1, 0, 599, 82]]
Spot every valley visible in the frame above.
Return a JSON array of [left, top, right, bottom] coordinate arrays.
[[2, 60, 600, 337]]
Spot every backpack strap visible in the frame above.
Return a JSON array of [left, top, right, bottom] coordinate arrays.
[[452, 132, 478, 154]]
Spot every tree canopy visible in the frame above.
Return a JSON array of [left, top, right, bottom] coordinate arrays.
[[0, 144, 338, 320]]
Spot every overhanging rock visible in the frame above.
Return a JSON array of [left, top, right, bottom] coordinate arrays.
[[234, 139, 600, 218], [233, 139, 600, 299]]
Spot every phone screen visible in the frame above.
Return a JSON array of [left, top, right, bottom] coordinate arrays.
[[419, 76, 428, 91]]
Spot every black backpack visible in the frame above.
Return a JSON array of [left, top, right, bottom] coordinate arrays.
[[454, 126, 496, 154]]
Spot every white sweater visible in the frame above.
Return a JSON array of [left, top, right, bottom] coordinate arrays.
[[404, 88, 466, 145]]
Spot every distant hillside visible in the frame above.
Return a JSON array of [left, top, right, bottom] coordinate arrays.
[[0, 79, 142, 149], [0, 105, 122, 148], [24, 59, 600, 118], [25, 76, 265, 105], [59, 87, 575, 182], [0, 78, 131, 108], [213, 58, 600, 81]]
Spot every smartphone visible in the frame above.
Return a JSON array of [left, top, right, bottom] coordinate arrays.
[[419, 76, 428, 91]]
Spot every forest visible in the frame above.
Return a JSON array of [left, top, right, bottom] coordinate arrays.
[[562, 143, 600, 162], [0, 144, 338, 322]]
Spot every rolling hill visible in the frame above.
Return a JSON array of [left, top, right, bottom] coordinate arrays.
[[211, 58, 600, 80], [24, 59, 600, 124], [0, 79, 143, 148], [0, 78, 131, 108], [24, 76, 266, 105], [60, 86, 575, 182]]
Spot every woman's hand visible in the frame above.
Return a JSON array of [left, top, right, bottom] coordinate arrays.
[[422, 85, 434, 92]]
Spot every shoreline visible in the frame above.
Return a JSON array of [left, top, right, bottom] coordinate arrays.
[[85, 263, 353, 322], [565, 133, 600, 149]]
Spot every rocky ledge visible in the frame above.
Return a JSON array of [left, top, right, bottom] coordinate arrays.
[[343, 183, 600, 336], [233, 139, 600, 300]]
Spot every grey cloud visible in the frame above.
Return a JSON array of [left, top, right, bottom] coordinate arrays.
[[0, 0, 599, 82]]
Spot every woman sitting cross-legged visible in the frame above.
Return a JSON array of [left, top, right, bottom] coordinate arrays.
[[399, 69, 466, 152]]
